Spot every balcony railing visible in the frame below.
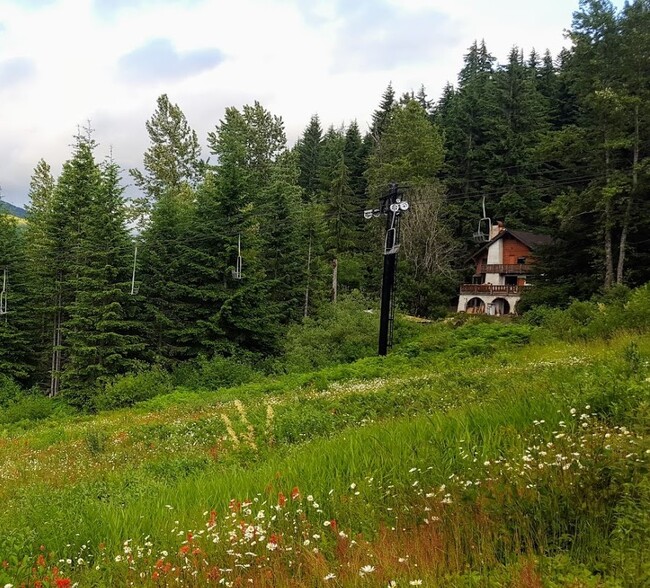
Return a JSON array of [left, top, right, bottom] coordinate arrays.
[[476, 264, 531, 275], [460, 284, 529, 295]]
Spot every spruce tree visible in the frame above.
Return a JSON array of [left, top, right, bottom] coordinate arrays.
[[370, 82, 396, 139], [62, 154, 144, 405], [296, 115, 324, 200], [23, 160, 57, 386], [0, 207, 31, 382]]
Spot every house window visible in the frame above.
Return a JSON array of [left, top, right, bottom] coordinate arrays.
[[517, 257, 527, 264], [505, 275, 518, 285]]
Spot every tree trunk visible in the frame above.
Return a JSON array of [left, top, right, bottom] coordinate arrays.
[[616, 103, 639, 285], [331, 258, 338, 303], [304, 235, 312, 318], [604, 146, 614, 290]]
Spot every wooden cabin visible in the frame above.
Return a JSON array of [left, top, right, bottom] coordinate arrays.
[[457, 223, 551, 315]]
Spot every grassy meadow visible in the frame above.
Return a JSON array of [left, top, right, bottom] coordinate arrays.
[[1, 295, 650, 587]]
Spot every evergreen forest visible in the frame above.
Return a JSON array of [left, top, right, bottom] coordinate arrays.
[[0, 0, 649, 407]]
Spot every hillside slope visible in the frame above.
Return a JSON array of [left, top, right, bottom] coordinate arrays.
[[0, 321, 648, 587], [0, 200, 26, 218]]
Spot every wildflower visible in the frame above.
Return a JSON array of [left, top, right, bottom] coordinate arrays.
[[324, 573, 336, 581], [291, 487, 300, 500], [409, 581, 423, 586], [359, 565, 375, 575]]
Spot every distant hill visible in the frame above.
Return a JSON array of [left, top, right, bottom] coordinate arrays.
[[0, 201, 27, 218]]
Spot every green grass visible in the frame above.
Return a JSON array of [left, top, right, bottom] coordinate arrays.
[[0, 322, 649, 586]]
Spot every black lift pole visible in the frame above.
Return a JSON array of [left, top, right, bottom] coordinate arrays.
[[365, 183, 409, 356]]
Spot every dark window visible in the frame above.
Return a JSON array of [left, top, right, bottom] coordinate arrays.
[[517, 257, 527, 264], [505, 275, 518, 285]]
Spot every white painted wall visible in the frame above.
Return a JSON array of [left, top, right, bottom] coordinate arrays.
[[457, 294, 521, 314]]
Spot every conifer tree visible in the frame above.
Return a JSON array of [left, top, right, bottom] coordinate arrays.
[[296, 115, 324, 200], [130, 94, 203, 217], [62, 154, 144, 404], [0, 207, 31, 382], [23, 160, 57, 385], [370, 82, 396, 139]]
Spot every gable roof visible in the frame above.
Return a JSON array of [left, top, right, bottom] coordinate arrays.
[[471, 228, 552, 260]]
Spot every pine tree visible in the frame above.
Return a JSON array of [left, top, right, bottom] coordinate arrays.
[[296, 115, 324, 200], [370, 83, 396, 140], [366, 100, 444, 196], [23, 160, 57, 386], [49, 137, 143, 406], [0, 207, 31, 382], [489, 46, 550, 227], [130, 94, 203, 218], [138, 186, 200, 366]]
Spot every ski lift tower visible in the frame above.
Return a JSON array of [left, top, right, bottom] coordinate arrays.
[[364, 183, 409, 356]]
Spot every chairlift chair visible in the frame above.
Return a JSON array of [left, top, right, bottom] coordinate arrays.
[[473, 195, 492, 243], [0, 268, 7, 315], [232, 234, 243, 280]]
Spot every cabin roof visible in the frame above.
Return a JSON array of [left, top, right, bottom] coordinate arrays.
[[471, 228, 552, 260]]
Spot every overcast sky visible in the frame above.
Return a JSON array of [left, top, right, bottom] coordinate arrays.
[[0, 0, 626, 207]]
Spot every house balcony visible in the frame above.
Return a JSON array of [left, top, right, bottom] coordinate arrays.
[[460, 284, 529, 295], [476, 264, 532, 275]]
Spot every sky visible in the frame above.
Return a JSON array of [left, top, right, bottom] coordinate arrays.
[[0, 0, 626, 208]]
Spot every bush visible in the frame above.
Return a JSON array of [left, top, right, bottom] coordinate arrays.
[[0, 374, 22, 408], [282, 292, 379, 372], [0, 395, 58, 424], [177, 355, 261, 391], [95, 367, 173, 410]]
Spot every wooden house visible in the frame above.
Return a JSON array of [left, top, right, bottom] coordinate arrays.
[[457, 223, 552, 315]]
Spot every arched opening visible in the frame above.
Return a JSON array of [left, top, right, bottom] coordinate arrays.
[[492, 297, 511, 315], [466, 297, 486, 314]]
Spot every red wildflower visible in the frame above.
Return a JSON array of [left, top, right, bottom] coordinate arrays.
[[208, 510, 217, 527], [330, 519, 338, 532], [36, 554, 46, 568], [152, 571, 160, 581], [179, 544, 190, 555], [55, 578, 71, 588], [269, 533, 281, 545], [278, 492, 287, 507], [291, 486, 300, 500]]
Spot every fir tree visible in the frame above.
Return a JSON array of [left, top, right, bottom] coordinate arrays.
[[296, 115, 324, 200]]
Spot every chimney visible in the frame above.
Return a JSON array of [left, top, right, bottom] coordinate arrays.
[[490, 220, 504, 240]]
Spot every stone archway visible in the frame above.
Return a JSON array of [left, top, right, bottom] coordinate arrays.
[[466, 297, 486, 314], [492, 297, 511, 315]]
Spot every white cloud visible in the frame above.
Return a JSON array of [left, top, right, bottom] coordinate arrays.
[[0, 0, 628, 207]]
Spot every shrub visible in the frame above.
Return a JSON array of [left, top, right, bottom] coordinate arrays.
[[95, 367, 173, 410], [282, 292, 379, 372], [0, 374, 22, 408], [0, 395, 58, 424], [177, 355, 261, 391]]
